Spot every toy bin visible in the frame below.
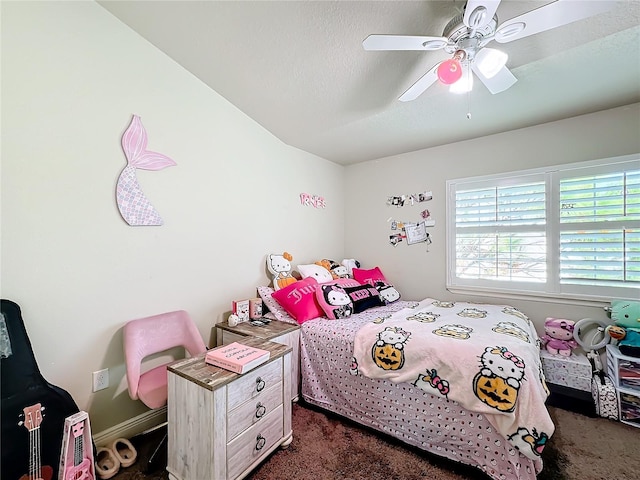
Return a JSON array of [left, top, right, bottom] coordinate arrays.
[[540, 350, 592, 392], [606, 344, 640, 428], [619, 390, 640, 428]]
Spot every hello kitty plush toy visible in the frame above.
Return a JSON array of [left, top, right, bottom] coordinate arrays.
[[266, 252, 296, 291], [541, 318, 578, 356]]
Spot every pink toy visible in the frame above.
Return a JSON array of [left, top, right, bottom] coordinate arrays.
[[541, 317, 578, 356]]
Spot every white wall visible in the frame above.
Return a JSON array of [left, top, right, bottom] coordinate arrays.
[[344, 103, 640, 332], [1, 1, 344, 432]]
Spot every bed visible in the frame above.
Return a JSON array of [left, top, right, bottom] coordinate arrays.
[[257, 271, 553, 480]]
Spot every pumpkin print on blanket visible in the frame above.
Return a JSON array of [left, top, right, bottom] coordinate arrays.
[[372, 326, 410, 370], [473, 346, 525, 412]]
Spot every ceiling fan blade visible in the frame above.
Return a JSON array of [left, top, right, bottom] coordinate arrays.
[[399, 63, 440, 102], [363, 34, 448, 51], [463, 0, 501, 29], [494, 0, 616, 43], [471, 62, 517, 94]]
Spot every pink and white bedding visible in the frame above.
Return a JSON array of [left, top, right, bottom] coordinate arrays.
[[299, 299, 552, 480], [353, 298, 553, 460]]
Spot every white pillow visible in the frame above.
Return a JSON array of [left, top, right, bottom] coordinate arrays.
[[297, 263, 334, 284]]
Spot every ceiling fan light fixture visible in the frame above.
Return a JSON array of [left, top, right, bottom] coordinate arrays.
[[437, 58, 463, 85], [449, 68, 473, 94], [475, 48, 508, 78], [495, 22, 526, 42]]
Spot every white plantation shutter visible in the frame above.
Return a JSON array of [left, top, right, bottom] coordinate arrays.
[[454, 181, 546, 283], [447, 155, 640, 301], [558, 168, 640, 290]]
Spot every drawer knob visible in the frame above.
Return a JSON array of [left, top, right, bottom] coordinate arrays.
[[255, 402, 266, 419], [256, 377, 266, 392], [256, 434, 266, 451]]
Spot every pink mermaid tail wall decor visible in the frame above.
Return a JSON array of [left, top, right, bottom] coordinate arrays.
[[116, 115, 176, 226]]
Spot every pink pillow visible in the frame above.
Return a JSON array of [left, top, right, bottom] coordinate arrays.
[[315, 284, 353, 320], [352, 266, 387, 286], [271, 277, 323, 324]]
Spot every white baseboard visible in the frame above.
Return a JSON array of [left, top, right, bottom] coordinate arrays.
[[92, 407, 167, 447]]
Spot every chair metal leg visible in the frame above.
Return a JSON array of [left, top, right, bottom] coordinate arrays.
[[144, 430, 167, 473]]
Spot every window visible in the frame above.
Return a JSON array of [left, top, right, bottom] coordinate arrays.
[[446, 155, 639, 302]]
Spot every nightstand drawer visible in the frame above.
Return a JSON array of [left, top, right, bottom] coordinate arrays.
[[227, 358, 282, 411], [226, 404, 284, 479], [227, 383, 283, 441]]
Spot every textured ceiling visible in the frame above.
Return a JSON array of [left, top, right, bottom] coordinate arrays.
[[98, 1, 640, 165]]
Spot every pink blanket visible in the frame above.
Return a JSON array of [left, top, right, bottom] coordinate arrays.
[[352, 298, 554, 460]]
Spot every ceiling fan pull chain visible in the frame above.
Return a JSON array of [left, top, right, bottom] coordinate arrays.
[[466, 68, 472, 120]]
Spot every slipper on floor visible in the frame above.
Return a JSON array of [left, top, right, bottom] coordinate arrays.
[[111, 437, 138, 468], [95, 447, 120, 480]]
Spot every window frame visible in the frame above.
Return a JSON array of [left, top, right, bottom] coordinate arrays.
[[446, 154, 639, 306]]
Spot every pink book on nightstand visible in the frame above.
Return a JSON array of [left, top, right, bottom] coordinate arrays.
[[205, 342, 270, 374]]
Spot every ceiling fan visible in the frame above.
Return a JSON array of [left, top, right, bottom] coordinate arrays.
[[363, 0, 616, 101]]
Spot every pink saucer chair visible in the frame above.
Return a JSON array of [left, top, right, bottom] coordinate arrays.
[[123, 310, 207, 469]]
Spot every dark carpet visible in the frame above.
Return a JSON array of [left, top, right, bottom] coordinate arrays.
[[109, 398, 638, 480]]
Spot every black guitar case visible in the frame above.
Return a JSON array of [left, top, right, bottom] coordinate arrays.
[[1, 299, 81, 480]]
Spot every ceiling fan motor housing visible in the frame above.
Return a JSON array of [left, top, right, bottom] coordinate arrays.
[[442, 12, 498, 57]]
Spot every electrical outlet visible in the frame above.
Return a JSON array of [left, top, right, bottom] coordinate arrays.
[[92, 368, 109, 392]]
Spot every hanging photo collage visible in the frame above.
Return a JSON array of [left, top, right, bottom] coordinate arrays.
[[387, 190, 435, 247]]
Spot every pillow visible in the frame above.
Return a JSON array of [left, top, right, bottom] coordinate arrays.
[[353, 266, 387, 286], [343, 284, 384, 314], [266, 252, 297, 291], [373, 281, 401, 304], [271, 277, 324, 324], [257, 285, 297, 324], [315, 284, 353, 320], [326, 277, 361, 289], [257, 279, 361, 324], [297, 263, 334, 284]]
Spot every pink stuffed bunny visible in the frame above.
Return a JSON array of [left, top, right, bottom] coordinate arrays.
[[541, 317, 578, 356]]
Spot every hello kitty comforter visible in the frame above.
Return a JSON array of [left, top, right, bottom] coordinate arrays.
[[352, 298, 554, 460]]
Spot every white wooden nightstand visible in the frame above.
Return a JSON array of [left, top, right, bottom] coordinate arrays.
[[167, 337, 292, 480], [216, 319, 300, 402]]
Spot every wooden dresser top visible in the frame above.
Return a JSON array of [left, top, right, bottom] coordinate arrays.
[[168, 336, 291, 391]]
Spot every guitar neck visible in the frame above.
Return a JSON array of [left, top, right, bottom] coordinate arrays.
[[19, 403, 52, 480], [74, 432, 84, 466]]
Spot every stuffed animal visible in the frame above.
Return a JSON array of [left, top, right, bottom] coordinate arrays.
[[312, 259, 350, 279], [341, 259, 360, 277], [606, 300, 640, 358], [266, 252, 297, 291], [314, 259, 340, 279], [541, 318, 578, 357]]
